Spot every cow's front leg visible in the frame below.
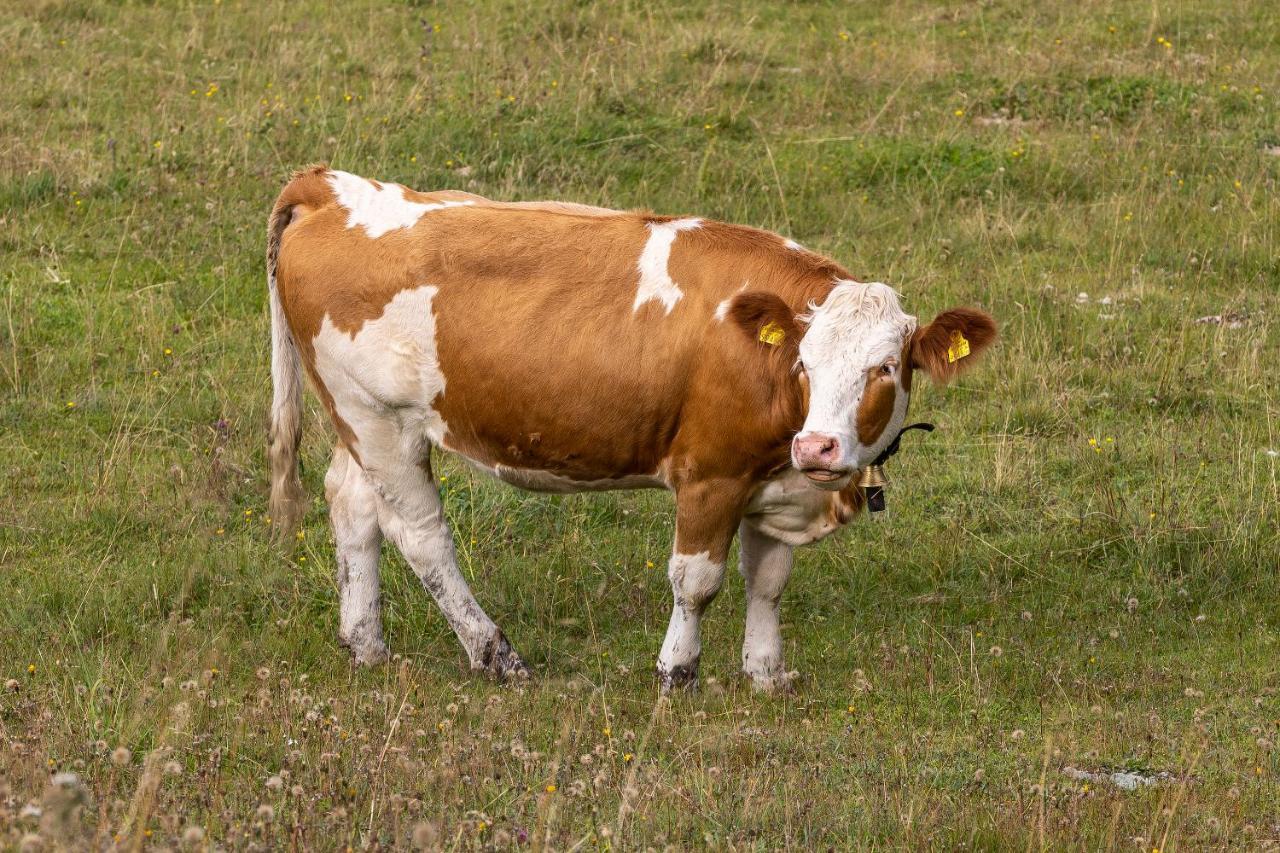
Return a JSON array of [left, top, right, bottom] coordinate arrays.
[[656, 480, 744, 692], [738, 521, 797, 692]]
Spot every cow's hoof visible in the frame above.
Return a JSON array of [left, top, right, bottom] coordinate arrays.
[[657, 660, 699, 693], [745, 668, 799, 694], [342, 635, 389, 667], [478, 630, 531, 682]]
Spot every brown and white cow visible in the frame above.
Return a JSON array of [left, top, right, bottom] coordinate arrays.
[[266, 165, 995, 691]]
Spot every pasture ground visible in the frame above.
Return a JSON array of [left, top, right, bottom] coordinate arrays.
[[2, 0, 1279, 848]]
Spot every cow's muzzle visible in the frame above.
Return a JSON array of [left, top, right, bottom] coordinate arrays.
[[793, 432, 852, 488]]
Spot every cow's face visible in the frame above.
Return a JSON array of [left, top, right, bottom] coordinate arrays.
[[791, 282, 996, 489]]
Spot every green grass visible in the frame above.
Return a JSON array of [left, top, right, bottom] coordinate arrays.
[[2, 0, 1279, 848]]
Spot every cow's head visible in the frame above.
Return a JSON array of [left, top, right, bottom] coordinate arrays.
[[787, 281, 996, 490]]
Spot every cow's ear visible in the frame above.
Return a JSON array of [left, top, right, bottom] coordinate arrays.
[[727, 291, 801, 357], [910, 307, 997, 384]]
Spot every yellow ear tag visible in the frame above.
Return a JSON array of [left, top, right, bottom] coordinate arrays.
[[758, 321, 785, 346], [947, 330, 971, 363]]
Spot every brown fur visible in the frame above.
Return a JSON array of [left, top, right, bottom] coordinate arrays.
[[856, 368, 897, 445]]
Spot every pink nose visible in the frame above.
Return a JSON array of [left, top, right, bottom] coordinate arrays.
[[793, 433, 843, 470]]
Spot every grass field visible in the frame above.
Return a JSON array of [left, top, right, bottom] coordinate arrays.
[[3, 0, 1279, 848]]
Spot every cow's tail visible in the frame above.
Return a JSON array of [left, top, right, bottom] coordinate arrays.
[[266, 167, 327, 542]]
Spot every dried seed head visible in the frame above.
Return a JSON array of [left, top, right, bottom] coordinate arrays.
[[411, 821, 439, 849], [265, 775, 284, 792], [182, 825, 205, 848], [39, 773, 91, 844], [110, 747, 131, 767], [256, 804, 274, 822]]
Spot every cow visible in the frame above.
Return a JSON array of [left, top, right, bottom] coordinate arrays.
[[266, 165, 996, 692]]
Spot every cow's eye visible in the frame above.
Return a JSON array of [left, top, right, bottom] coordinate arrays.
[[878, 360, 896, 377]]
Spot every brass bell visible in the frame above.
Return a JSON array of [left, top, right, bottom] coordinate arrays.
[[859, 464, 889, 516], [858, 464, 889, 489]]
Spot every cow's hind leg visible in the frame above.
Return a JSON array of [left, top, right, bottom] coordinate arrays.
[[656, 480, 744, 692], [738, 521, 797, 692], [367, 446, 530, 680], [325, 445, 388, 666]]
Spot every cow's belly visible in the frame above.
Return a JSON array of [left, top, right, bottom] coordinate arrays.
[[462, 459, 668, 493], [745, 469, 851, 546]]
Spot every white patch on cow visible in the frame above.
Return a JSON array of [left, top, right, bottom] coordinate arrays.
[[657, 550, 725, 683], [633, 217, 701, 314], [745, 468, 843, 545], [327, 170, 473, 239], [795, 280, 917, 471], [783, 238, 803, 251], [311, 285, 450, 447], [484, 464, 666, 493], [713, 281, 749, 323]]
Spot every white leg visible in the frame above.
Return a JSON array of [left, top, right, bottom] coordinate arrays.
[[366, 448, 529, 679], [657, 550, 726, 690], [324, 445, 387, 666], [739, 521, 797, 692]]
